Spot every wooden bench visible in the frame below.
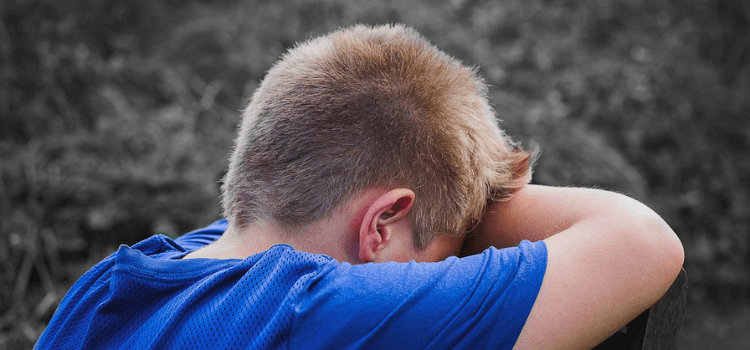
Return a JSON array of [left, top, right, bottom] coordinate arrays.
[[594, 268, 688, 350]]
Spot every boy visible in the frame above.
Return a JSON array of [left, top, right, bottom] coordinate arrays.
[[36, 24, 684, 349]]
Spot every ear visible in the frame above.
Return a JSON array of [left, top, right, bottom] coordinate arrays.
[[358, 188, 415, 262]]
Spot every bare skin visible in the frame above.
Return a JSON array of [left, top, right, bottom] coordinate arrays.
[[186, 184, 684, 350], [466, 185, 684, 349], [184, 187, 464, 264]]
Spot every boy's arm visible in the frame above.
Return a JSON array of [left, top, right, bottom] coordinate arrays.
[[464, 185, 684, 350]]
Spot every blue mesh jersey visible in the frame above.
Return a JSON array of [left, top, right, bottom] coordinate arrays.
[[36, 219, 547, 350]]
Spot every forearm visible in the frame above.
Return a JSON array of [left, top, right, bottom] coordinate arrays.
[[461, 184, 677, 255], [461, 185, 571, 255]]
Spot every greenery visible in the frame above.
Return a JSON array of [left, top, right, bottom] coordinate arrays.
[[1, 0, 748, 348]]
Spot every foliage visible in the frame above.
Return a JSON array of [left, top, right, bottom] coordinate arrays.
[[1, 0, 748, 347]]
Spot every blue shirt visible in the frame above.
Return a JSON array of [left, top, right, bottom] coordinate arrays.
[[36, 220, 547, 349]]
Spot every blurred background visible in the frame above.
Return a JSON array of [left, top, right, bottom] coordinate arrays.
[[1, 0, 748, 348]]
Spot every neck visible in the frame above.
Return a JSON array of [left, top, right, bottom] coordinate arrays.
[[183, 188, 392, 263], [184, 218, 362, 263]]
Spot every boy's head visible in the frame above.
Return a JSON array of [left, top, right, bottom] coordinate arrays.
[[222, 24, 534, 250]]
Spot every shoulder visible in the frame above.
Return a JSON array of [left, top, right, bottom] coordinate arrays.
[[306, 241, 546, 302], [289, 242, 547, 349]]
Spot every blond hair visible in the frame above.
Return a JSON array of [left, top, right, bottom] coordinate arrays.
[[222, 24, 534, 249]]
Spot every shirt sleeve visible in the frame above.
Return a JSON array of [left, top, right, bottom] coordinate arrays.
[[289, 240, 548, 350]]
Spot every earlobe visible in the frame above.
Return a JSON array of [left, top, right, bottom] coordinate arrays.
[[358, 188, 415, 262], [358, 226, 382, 263]]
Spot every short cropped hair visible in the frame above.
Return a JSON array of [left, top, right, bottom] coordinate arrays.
[[222, 24, 535, 249]]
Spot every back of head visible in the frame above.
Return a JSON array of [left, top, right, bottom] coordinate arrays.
[[222, 24, 534, 249]]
